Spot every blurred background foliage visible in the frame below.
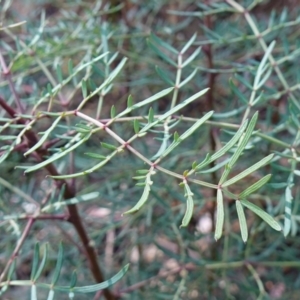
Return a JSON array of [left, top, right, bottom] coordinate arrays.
[[1, 0, 300, 299]]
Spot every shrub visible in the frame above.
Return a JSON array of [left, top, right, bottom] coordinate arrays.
[[0, 0, 300, 299]]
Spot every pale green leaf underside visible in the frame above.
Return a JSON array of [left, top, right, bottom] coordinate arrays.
[[238, 174, 272, 198], [180, 182, 194, 228], [240, 199, 281, 231], [222, 154, 273, 187], [236, 201, 248, 242], [215, 189, 224, 240]]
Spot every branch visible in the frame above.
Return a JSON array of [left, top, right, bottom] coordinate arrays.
[[0, 97, 116, 300], [0, 218, 34, 282]]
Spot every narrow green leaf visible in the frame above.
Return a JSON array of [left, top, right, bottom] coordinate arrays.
[[179, 112, 212, 140], [105, 57, 127, 86], [197, 158, 229, 174], [150, 33, 179, 55], [81, 80, 87, 98], [65, 264, 129, 293], [155, 66, 174, 86], [20, 133, 92, 173], [33, 52, 109, 111], [252, 92, 264, 106], [236, 201, 248, 242], [84, 153, 106, 160], [133, 119, 140, 134], [74, 123, 91, 132], [235, 73, 253, 90], [117, 88, 173, 119], [74, 124, 91, 130], [51, 150, 119, 179], [123, 184, 150, 214], [132, 175, 146, 180], [280, 7, 287, 23], [57, 184, 66, 203], [182, 47, 201, 68], [74, 127, 90, 134], [51, 242, 64, 285], [69, 271, 77, 288], [148, 107, 154, 123], [141, 88, 209, 135], [136, 169, 150, 175], [68, 59, 74, 75], [256, 67, 272, 90], [254, 41, 275, 88], [123, 171, 154, 214], [215, 189, 224, 240], [34, 243, 48, 281], [30, 243, 40, 281], [24, 116, 62, 156], [7, 260, 16, 280], [218, 113, 259, 185], [31, 284, 37, 300], [228, 112, 258, 168], [239, 174, 272, 198], [284, 185, 293, 236], [47, 290, 55, 300], [147, 39, 177, 67], [0, 135, 18, 140], [89, 79, 98, 92], [195, 153, 211, 170], [183, 170, 189, 177], [212, 106, 247, 118], [152, 136, 170, 159], [15, 37, 21, 51], [110, 105, 116, 118], [101, 142, 117, 150], [196, 119, 248, 171], [56, 65, 63, 83], [47, 83, 53, 96], [179, 68, 198, 88], [0, 285, 8, 295], [222, 154, 274, 187], [180, 183, 194, 228], [108, 52, 119, 66], [192, 161, 197, 170], [127, 95, 133, 108], [174, 131, 179, 142], [240, 199, 281, 231], [229, 78, 248, 105], [181, 33, 197, 54], [158, 111, 213, 159], [268, 182, 287, 189], [268, 10, 276, 28]]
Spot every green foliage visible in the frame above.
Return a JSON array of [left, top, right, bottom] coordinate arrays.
[[1, 0, 300, 299]]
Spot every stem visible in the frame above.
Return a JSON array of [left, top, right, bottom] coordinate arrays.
[[0, 50, 24, 114], [0, 218, 35, 282], [246, 263, 266, 300]]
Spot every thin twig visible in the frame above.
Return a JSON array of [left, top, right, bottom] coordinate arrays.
[[0, 50, 24, 114], [0, 218, 35, 282]]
